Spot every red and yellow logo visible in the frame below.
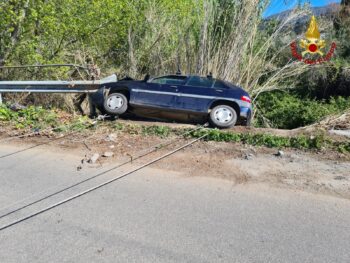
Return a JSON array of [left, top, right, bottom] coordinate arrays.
[[290, 16, 336, 64]]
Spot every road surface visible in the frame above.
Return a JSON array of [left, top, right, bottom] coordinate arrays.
[[0, 144, 350, 263]]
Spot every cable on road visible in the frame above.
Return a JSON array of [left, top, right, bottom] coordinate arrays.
[[0, 125, 206, 220], [0, 127, 56, 143], [0, 133, 208, 232], [0, 131, 78, 159], [0, 120, 99, 158], [0, 120, 91, 144]]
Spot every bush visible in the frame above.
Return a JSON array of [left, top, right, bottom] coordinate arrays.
[[255, 91, 350, 129], [0, 105, 15, 121], [0, 105, 59, 129]]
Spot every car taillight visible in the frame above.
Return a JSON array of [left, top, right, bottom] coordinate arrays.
[[241, 95, 251, 103]]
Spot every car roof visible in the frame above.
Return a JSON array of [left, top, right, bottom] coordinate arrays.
[[155, 74, 214, 79], [148, 74, 245, 90], [153, 74, 188, 78]]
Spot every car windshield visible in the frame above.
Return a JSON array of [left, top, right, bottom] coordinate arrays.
[[149, 76, 187, 85]]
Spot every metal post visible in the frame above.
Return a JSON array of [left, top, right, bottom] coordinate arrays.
[[0, 93, 2, 104]]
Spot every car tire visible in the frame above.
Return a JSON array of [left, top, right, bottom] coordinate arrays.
[[103, 93, 128, 115], [242, 112, 252, 126], [209, 105, 237, 128]]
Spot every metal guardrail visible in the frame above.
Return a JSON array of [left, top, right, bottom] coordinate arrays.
[[0, 64, 108, 104], [0, 64, 88, 70], [0, 74, 117, 94]]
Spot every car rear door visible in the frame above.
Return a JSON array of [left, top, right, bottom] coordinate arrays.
[[176, 76, 219, 112]]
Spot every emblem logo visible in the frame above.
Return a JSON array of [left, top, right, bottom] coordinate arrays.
[[290, 16, 336, 64]]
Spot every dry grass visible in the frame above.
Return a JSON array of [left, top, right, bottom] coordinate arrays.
[[0, 0, 330, 116], [129, 0, 316, 99]]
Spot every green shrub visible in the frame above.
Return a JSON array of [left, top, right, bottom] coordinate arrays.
[[188, 128, 330, 151], [256, 91, 350, 129], [0, 105, 15, 121], [142, 125, 171, 137], [338, 142, 350, 154], [0, 104, 60, 129], [16, 106, 59, 129]]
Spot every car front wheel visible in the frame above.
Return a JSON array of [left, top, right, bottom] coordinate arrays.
[[103, 93, 128, 115], [209, 105, 237, 128]]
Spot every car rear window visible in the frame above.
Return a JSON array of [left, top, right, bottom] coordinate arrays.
[[186, 76, 214, 88], [213, 80, 227, 89]]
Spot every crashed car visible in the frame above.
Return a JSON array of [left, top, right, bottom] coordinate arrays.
[[92, 74, 252, 128]]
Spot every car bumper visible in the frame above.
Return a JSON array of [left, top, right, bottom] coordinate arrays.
[[90, 87, 105, 108], [240, 106, 252, 119]]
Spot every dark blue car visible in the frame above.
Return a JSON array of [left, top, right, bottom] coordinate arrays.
[[93, 74, 252, 128]]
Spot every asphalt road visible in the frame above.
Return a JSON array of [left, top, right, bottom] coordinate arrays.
[[0, 144, 350, 263]]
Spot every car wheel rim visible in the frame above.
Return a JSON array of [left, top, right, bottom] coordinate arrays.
[[214, 107, 233, 123], [107, 95, 124, 110]]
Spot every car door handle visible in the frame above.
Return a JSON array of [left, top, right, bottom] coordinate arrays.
[[170, 86, 179, 91], [215, 89, 223, 93]]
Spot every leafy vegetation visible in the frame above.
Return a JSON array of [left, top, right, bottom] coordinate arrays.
[[188, 128, 329, 150], [0, 104, 93, 131], [0, 104, 58, 129], [255, 92, 350, 129], [197, 129, 349, 154], [109, 122, 349, 153], [142, 125, 171, 138]]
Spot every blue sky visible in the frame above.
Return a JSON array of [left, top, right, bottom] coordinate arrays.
[[263, 0, 341, 17]]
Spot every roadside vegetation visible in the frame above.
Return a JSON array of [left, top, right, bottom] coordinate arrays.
[[255, 93, 350, 129], [0, 104, 94, 132], [1, 104, 348, 154], [0, 0, 349, 129]]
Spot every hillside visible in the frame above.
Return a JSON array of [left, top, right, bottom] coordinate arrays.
[[266, 3, 340, 21]]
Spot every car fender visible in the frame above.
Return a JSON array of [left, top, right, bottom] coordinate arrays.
[[108, 85, 131, 100], [207, 99, 241, 115]]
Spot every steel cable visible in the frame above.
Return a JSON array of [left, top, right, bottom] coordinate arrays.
[[0, 133, 208, 232], [0, 120, 92, 143], [0, 131, 78, 159], [0, 120, 98, 158], [0, 125, 205, 220]]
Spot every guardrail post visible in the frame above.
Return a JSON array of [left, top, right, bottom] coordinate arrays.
[[0, 93, 2, 104]]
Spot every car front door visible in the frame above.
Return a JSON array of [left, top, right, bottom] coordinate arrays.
[[131, 76, 186, 109]]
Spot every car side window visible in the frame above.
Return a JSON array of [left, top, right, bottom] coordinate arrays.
[[213, 80, 227, 89], [150, 77, 167, 84], [150, 76, 187, 85], [186, 76, 214, 88]]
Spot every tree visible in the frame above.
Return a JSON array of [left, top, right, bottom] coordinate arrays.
[[334, 0, 350, 59], [0, 0, 31, 66]]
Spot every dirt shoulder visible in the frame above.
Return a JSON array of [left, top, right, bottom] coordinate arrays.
[[1, 122, 349, 200]]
